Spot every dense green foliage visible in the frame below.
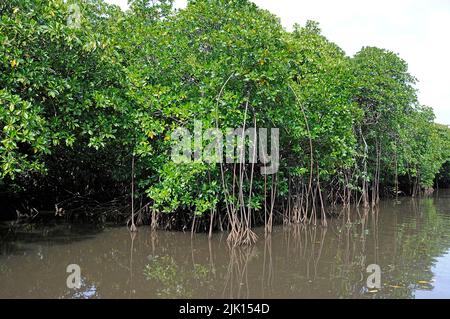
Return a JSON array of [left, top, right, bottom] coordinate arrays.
[[1, 0, 449, 241]]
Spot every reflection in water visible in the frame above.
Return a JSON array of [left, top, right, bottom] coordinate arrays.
[[223, 245, 259, 299], [129, 232, 136, 298], [1, 191, 450, 298]]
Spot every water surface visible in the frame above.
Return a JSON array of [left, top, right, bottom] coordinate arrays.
[[1, 191, 450, 299]]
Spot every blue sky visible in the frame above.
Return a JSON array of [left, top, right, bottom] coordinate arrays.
[[106, 0, 450, 125]]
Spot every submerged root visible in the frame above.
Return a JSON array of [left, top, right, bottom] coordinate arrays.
[[227, 227, 258, 247]]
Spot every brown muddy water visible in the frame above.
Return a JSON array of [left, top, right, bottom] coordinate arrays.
[[1, 191, 450, 299]]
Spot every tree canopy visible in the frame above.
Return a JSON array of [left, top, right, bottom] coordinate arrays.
[[1, 0, 449, 243]]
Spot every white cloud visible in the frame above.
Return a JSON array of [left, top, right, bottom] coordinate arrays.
[[104, 0, 128, 10], [107, 0, 450, 124]]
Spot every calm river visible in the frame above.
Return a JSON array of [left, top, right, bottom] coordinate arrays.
[[1, 191, 450, 299]]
